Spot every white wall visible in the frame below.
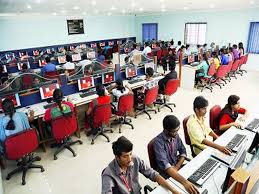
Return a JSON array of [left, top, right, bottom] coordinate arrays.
[[0, 15, 135, 51], [135, 8, 259, 48]]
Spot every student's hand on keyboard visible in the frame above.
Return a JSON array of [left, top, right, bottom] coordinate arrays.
[[218, 146, 232, 155], [232, 122, 242, 129], [183, 181, 200, 194]]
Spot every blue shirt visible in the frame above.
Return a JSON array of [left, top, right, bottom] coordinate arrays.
[[196, 60, 209, 78], [0, 112, 30, 152], [153, 132, 187, 179], [41, 62, 57, 75], [221, 54, 229, 65]]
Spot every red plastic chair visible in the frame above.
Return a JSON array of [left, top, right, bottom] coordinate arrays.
[[156, 49, 162, 62], [213, 65, 227, 89], [4, 128, 44, 185], [135, 86, 158, 120], [115, 93, 134, 133], [225, 60, 233, 82], [209, 105, 221, 134], [161, 48, 168, 57], [22, 74, 33, 89], [44, 71, 62, 84], [91, 104, 113, 144], [199, 62, 216, 92], [51, 113, 83, 160], [155, 79, 179, 112], [238, 55, 248, 74], [230, 59, 240, 79]]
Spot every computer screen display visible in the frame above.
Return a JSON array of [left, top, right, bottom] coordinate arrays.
[[57, 56, 66, 64], [19, 51, 28, 58], [69, 46, 75, 51], [108, 41, 114, 46], [188, 54, 194, 63], [0, 93, 21, 111], [39, 59, 47, 67], [91, 43, 97, 48], [46, 48, 55, 54], [145, 62, 157, 73], [99, 42, 105, 47], [17, 61, 31, 70], [78, 76, 95, 91], [72, 53, 81, 62], [5, 53, 15, 60], [33, 49, 40, 56], [39, 83, 60, 100], [125, 66, 138, 78], [79, 44, 86, 49], [58, 47, 64, 52], [102, 72, 115, 84], [87, 51, 96, 59]]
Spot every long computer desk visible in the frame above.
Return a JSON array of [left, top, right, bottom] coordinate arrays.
[[150, 116, 258, 194]]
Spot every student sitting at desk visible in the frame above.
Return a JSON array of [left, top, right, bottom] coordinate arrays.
[[219, 48, 229, 65], [0, 99, 34, 152], [85, 83, 110, 136], [63, 55, 75, 70], [153, 115, 199, 194], [102, 136, 180, 194], [232, 44, 240, 60], [142, 42, 152, 56], [41, 56, 57, 76], [217, 95, 247, 135], [161, 48, 177, 73], [195, 53, 210, 85], [21, 63, 33, 73], [212, 51, 220, 70], [187, 96, 232, 156]]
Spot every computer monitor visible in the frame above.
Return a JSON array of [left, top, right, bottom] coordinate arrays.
[[39, 59, 47, 67], [125, 66, 138, 79], [57, 56, 66, 64], [69, 46, 75, 51], [72, 53, 81, 62], [188, 54, 194, 63], [39, 83, 60, 100], [58, 47, 64, 52], [19, 51, 28, 58], [145, 62, 157, 73], [0, 93, 21, 112], [17, 61, 30, 70], [79, 44, 86, 49], [5, 53, 15, 60], [87, 51, 96, 59], [248, 132, 259, 153], [99, 42, 105, 47], [117, 40, 122, 45], [33, 49, 40, 56], [108, 41, 114, 46], [91, 43, 97, 48], [46, 48, 55, 54], [78, 76, 95, 91], [102, 71, 115, 85]]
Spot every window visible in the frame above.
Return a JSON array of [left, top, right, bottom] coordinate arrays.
[[247, 22, 259, 54], [184, 23, 207, 45], [142, 23, 158, 42]]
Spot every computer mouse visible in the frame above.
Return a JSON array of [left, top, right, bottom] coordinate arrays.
[[201, 189, 208, 194]]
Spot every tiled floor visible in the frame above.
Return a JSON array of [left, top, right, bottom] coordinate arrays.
[[2, 56, 259, 194]]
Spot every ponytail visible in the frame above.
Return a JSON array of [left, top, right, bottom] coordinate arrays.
[[53, 88, 72, 118], [2, 99, 16, 130]]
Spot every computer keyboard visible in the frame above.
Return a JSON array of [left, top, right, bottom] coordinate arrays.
[[43, 102, 55, 109], [187, 158, 219, 186], [79, 89, 96, 98], [128, 78, 144, 84], [226, 134, 246, 151], [245, 118, 259, 132]]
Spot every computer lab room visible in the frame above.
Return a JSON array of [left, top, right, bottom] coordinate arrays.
[[0, 0, 259, 194]]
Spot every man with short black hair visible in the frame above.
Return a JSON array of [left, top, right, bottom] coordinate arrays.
[[102, 136, 180, 194], [153, 115, 199, 194], [41, 56, 57, 76], [187, 96, 232, 156]]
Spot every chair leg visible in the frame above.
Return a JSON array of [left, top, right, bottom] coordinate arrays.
[[22, 169, 27, 185], [6, 166, 23, 180], [53, 144, 66, 160], [143, 110, 152, 120], [100, 132, 110, 143], [164, 104, 173, 112], [119, 116, 134, 133], [65, 145, 76, 157], [91, 127, 111, 144]]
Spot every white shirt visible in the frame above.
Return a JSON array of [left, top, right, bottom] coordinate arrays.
[[142, 46, 152, 56], [175, 46, 181, 52], [63, 62, 75, 70], [112, 87, 129, 110]]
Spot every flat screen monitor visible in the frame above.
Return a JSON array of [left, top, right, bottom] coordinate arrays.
[[39, 83, 60, 100], [0, 93, 21, 111], [79, 44, 86, 49], [108, 41, 114, 46], [19, 51, 28, 58], [72, 53, 81, 62], [17, 61, 31, 70], [91, 43, 97, 48], [102, 71, 115, 85], [33, 49, 40, 56], [69, 46, 75, 51], [99, 42, 105, 47], [58, 47, 64, 52], [78, 76, 95, 91], [87, 51, 96, 59], [46, 48, 55, 54], [5, 53, 15, 60], [39, 59, 47, 67], [57, 56, 66, 64], [125, 66, 138, 78], [145, 62, 157, 73], [188, 54, 195, 63]]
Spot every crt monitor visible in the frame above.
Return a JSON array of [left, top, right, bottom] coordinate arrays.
[[39, 83, 60, 100], [57, 56, 66, 64], [102, 71, 115, 85], [78, 76, 95, 91], [125, 66, 138, 78], [5, 53, 15, 60], [87, 51, 96, 59], [0, 93, 21, 111], [145, 62, 157, 73], [33, 49, 40, 56], [39, 59, 47, 67], [188, 54, 195, 63], [69, 46, 75, 51], [72, 53, 81, 62], [19, 51, 28, 58], [58, 47, 64, 52], [17, 61, 30, 70]]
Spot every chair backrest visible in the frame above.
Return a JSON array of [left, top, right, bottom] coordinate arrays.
[[22, 74, 33, 89], [156, 49, 162, 60], [207, 62, 216, 77], [45, 71, 58, 77], [209, 105, 221, 132], [51, 113, 78, 140], [164, 79, 179, 96], [226, 60, 233, 73], [161, 48, 168, 57], [182, 116, 196, 157], [231, 59, 240, 71], [244, 54, 248, 64], [215, 65, 227, 79], [4, 128, 38, 160], [144, 86, 159, 105], [92, 104, 111, 128], [117, 93, 134, 116], [147, 138, 158, 170]]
